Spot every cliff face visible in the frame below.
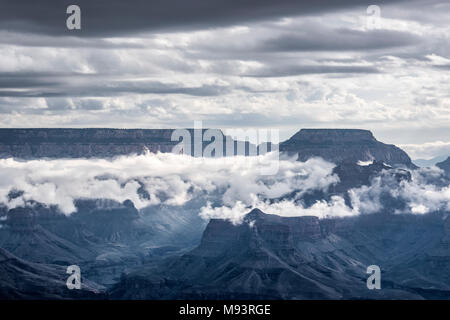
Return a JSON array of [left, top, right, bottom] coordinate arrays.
[[0, 206, 96, 265], [112, 208, 440, 299], [0, 128, 257, 158], [0, 128, 414, 166], [331, 160, 411, 193], [198, 209, 323, 255], [437, 157, 450, 177], [111, 208, 364, 299], [280, 129, 415, 168], [72, 199, 151, 243], [0, 128, 177, 158], [0, 247, 103, 299]]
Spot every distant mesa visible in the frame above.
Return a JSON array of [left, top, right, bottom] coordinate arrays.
[[0, 128, 178, 158], [0, 128, 415, 167], [279, 129, 415, 168]]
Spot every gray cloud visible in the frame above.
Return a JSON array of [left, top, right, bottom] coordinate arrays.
[[0, 0, 448, 151], [0, 0, 408, 37], [244, 65, 380, 77], [0, 73, 59, 88], [0, 73, 230, 98], [260, 29, 420, 52], [0, 153, 339, 215], [0, 31, 146, 48]]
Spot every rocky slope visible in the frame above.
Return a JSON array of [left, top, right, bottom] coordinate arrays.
[[0, 199, 208, 289], [331, 160, 410, 192], [0, 206, 97, 265], [110, 209, 429, 299], [333, 212, 450, 297], [3, 202, 450, 299], [0, 247, 103, 299]]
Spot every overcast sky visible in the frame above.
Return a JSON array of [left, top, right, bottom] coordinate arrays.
[[0, 0, 449, 159]]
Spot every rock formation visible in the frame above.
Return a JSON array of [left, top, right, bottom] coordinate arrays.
[[0, 129, 413, 168], [280, 129, 415, 168], [437, 157, 450, 177]]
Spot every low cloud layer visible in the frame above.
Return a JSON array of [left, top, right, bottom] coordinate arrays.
[[0, 153, 449, 225], [0, 152, 338, 215], [201, 166, 450, 224], [200, 196, 355, 224]]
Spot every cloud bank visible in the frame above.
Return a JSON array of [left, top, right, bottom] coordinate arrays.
[[0, 153, 449, 225], [0, 152, 338, 215], [201, 165, 450, 224]]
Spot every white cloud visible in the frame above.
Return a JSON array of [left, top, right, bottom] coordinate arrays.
[[0, 153, 449, 223], [0, 153, 338, 215], [200, 195, 355, 225], [348, 168, 450, 215], [200, 165, 450, 224]]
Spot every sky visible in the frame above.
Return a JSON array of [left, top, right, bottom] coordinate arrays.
[[0, 0, 449, 159]]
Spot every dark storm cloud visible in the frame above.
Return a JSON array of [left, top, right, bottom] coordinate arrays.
[[260, 29, 420, 52], [0, 0, 407, 37], [178, 25, 423, 66], [0, 72, 230, 98], [0, 72, 59, 88], [244, 65, 379, 78]]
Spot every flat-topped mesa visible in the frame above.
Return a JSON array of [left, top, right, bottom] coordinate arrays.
[[197, 209, 325, 255], [0, 128, 178, 144], [0, 128, 256, 159], [280, 128, 415, 168], [243, 208, 322, 241], [0, 128, 178, 158], [286, 128, 376, 144], [0, 128, 416, 167]]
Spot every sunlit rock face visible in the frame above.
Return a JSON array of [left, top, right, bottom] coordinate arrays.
[[280, 129, 415, 168]]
